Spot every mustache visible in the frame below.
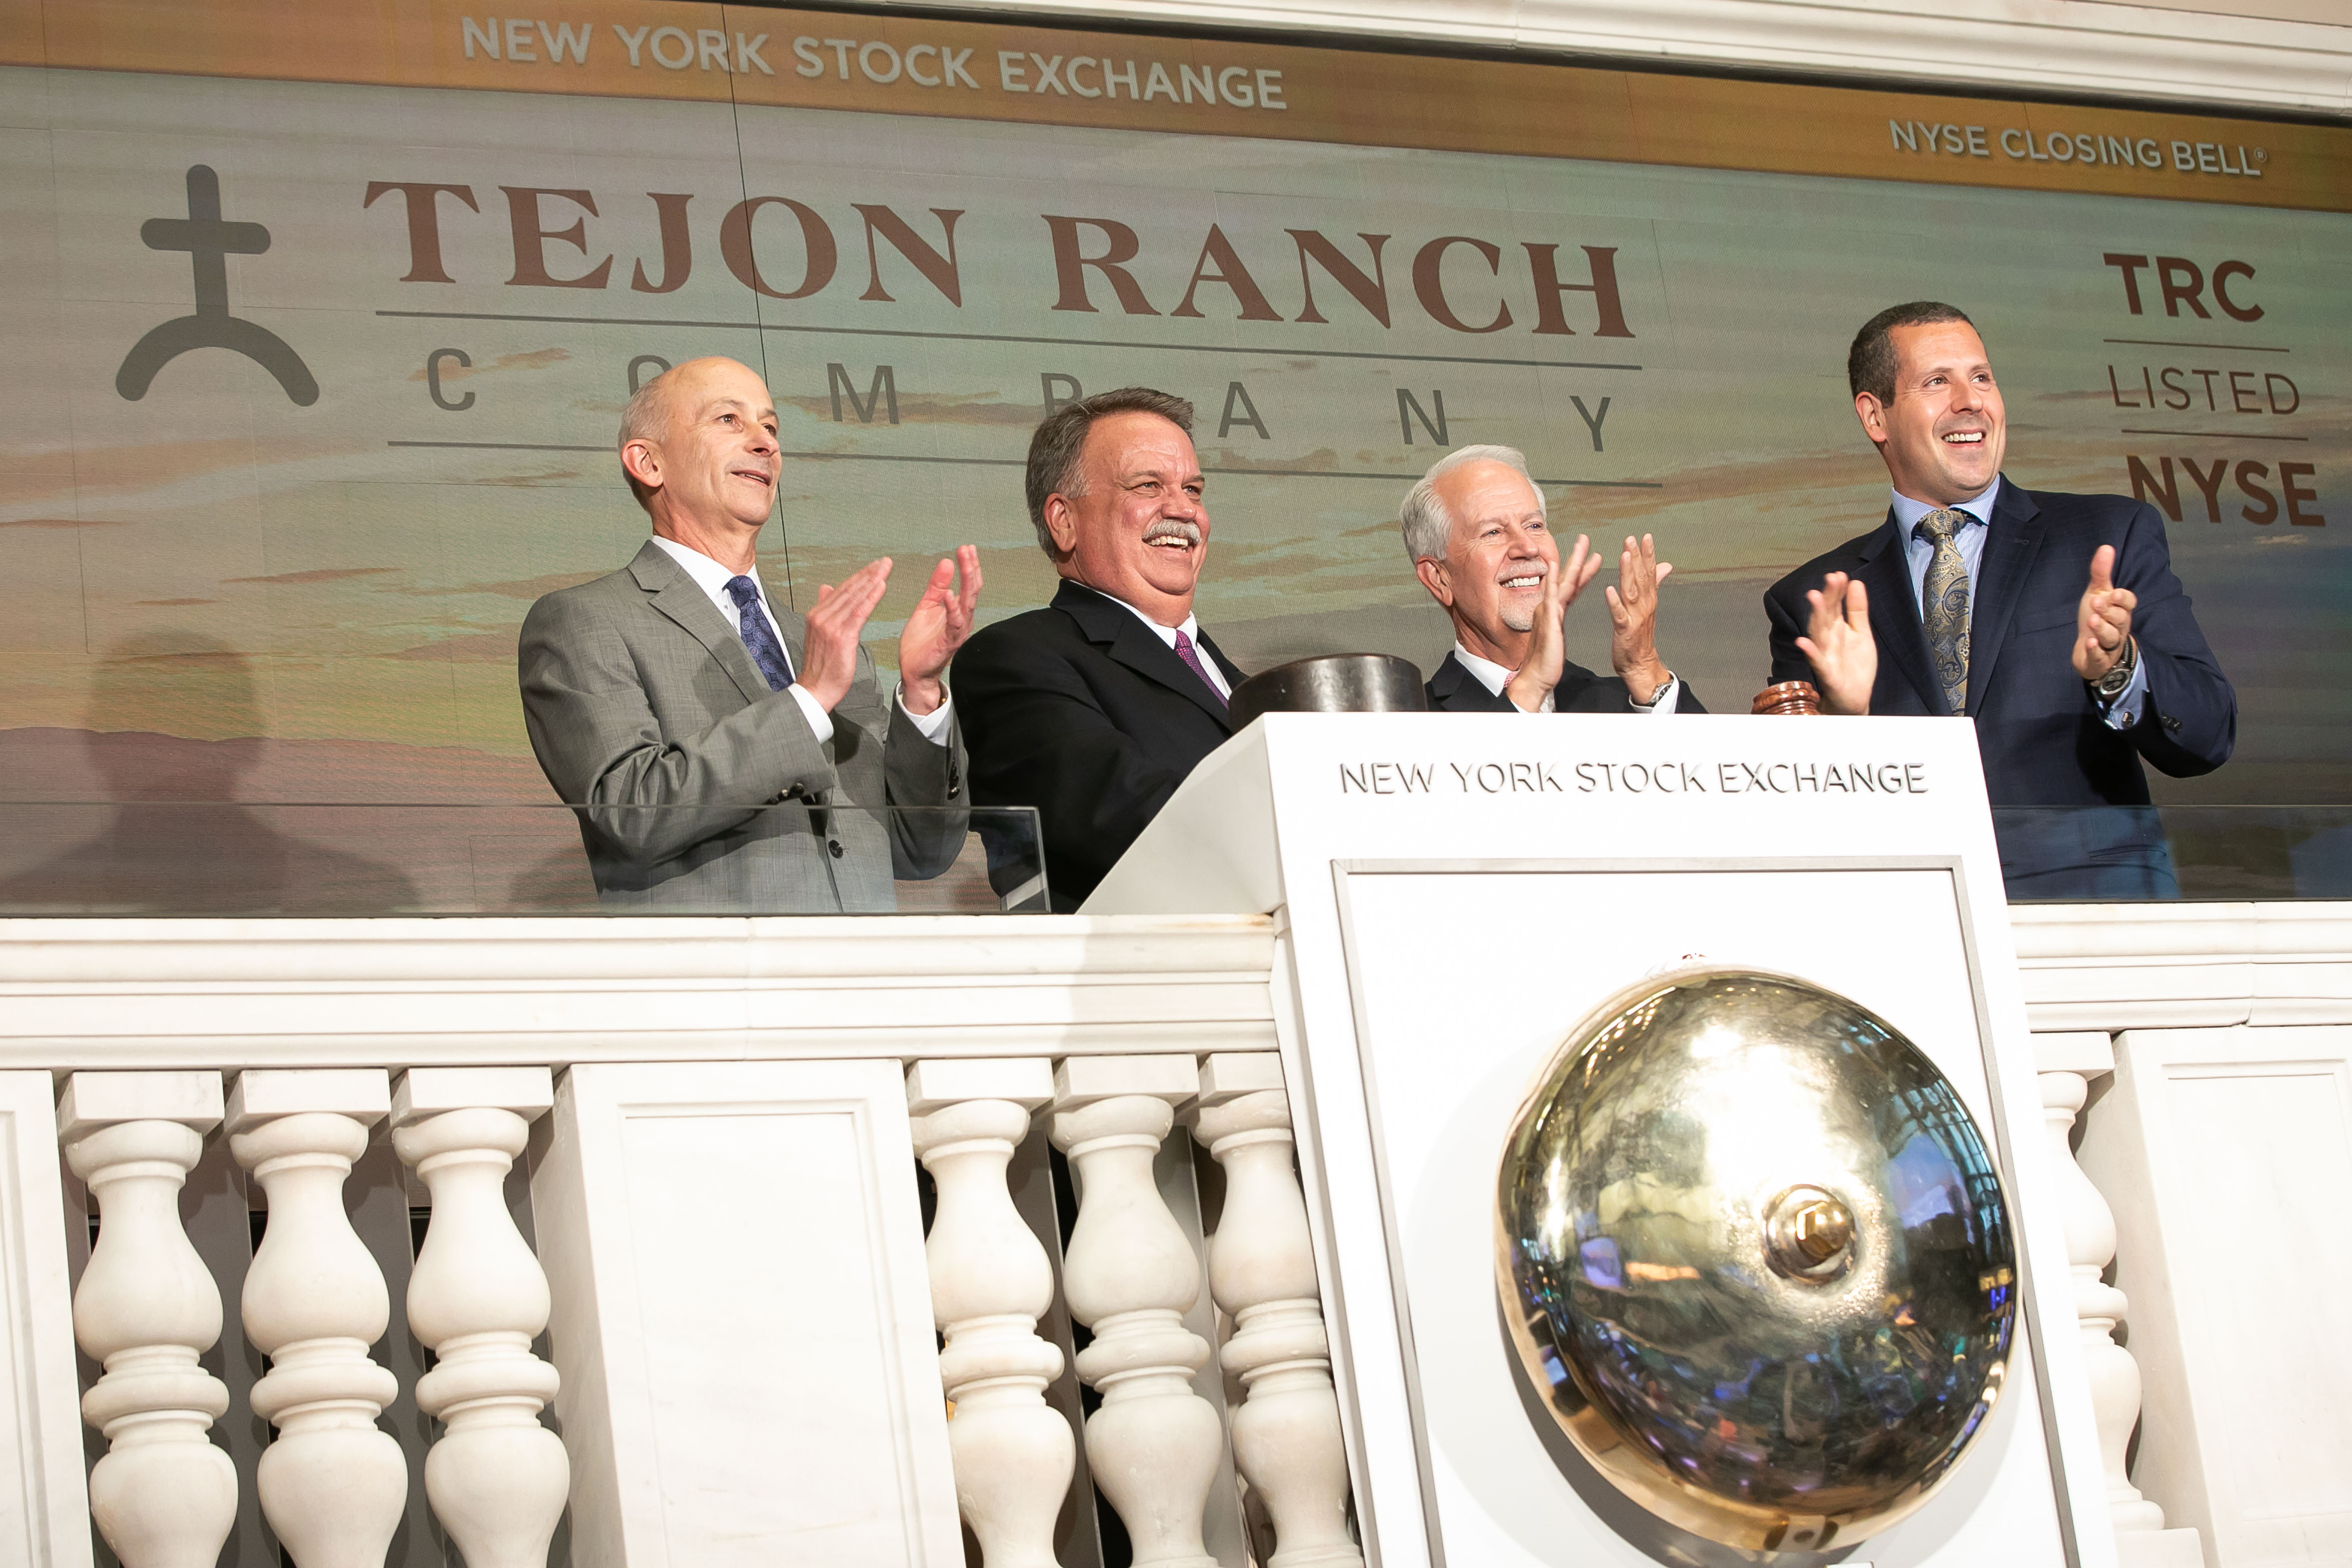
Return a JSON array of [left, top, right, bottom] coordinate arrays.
[[1143, 519, 1203, 546]]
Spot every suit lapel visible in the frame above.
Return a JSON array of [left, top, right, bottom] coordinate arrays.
[[1430, 651, 1512, 713], [627, 539, 770, 707], [1195, 628, 1248, 694], [1855, 515, 1942, 714], [1963, 480, 2047, 717], [774, 604, 810, 687], [1054, 581, 1234, 731]]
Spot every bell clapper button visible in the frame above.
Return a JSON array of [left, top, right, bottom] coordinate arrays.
[[1766, 1184, 1856, 1282]]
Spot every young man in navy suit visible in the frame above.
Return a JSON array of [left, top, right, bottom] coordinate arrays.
[[952, 388, 1246, 910], [1766, 302, 2236, 896]]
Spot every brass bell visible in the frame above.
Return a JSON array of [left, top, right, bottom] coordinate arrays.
[[1496, 967, 2016, 1552]]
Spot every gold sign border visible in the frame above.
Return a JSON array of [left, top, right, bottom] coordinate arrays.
[[3, 0, 2346, 212]]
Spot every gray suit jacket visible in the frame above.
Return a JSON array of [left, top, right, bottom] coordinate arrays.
[[518, 539, 966, 912]]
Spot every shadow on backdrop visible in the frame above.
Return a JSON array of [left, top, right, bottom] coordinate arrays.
[[0, 635, 419, 914]]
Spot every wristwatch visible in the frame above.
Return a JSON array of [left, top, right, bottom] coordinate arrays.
[[1631, 671, 1676, 710], [2089, 638, 2138, 701]]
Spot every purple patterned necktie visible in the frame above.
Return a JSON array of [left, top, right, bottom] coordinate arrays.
[[1173, 628, 1227, 710]]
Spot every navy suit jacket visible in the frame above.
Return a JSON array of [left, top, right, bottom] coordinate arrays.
[[1763, 479, 2234, 807], [952, 580, 1246, 911], [1426, 652, 1708, 715]]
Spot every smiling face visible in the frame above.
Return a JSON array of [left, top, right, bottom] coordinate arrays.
[[622, 357, 781, 556], [1418, 459, 1558, 661], [1859, 321, 2006, 506], [1044, 411, 1210, 626]]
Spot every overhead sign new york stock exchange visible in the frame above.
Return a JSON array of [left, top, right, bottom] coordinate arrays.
[[1, 0, 2345, 802]]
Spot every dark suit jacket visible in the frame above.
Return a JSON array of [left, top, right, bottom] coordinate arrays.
[[951, 580, 1246, 911], [1426, 652, 1708, 715], [1764, 479, 2234, 809], [518, 539, 965, 912]]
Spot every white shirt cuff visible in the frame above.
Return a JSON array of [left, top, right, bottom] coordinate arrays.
[[1637, 676, 1680, 716], [786, 683, 834, 745], [898, 685, 953, 745]]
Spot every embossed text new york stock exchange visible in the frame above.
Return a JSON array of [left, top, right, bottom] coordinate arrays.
[[1338, 760, 1931, 795]]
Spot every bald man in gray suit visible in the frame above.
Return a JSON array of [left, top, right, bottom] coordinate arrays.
[[519, 356, 981, 911]]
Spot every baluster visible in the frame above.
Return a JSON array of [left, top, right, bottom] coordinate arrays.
[[227, 1069, 407, 1568], [907, 1058, 1071, 1568], [1194, 1054, 1360, 1568], [1051, 1055, 1222, 1568], [2035, 1033, 2201, 1567], [391, 1067, 568, 1568], [59, 1071, 238, 1568]]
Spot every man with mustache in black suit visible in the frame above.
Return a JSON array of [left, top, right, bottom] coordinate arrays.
[[952, 388, 1245, 911]]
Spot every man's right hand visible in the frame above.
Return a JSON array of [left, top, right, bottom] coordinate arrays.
[[1503, 534, 1600, 713], [797, 558, 894, 712], [1796, 571, 1876, 715]]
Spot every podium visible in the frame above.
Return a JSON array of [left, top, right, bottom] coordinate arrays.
[[1088, 713, 2113, 1568]]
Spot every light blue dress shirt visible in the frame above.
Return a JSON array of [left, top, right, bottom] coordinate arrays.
[[1889, 479, 2145, 729]]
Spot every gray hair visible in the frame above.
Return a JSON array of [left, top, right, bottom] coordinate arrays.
[[1399, 444, 1544, 563], [617, 370, 680, 511]]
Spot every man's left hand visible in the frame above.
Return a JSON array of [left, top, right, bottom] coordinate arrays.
[[1605, 533, 1674, 704], [2072, 544, 2137, 682], [899, 545, 982, 715]]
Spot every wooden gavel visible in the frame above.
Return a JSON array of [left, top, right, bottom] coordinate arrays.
[[1750, 681, 1823, 716]]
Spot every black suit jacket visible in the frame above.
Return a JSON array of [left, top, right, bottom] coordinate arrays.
[[1426, 652, 1708, 714], [952, 580, 1246, 910], [1763, 479, 2234, 808]]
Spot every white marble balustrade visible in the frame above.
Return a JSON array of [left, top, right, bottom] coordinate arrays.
[[2035, 1033, 2203, 1568], [1053, 1055, 1225, 1568], [227, 1069, 408, 1568], [908, 1057, 1072, 1568], [1193, 1054, 1361, 1568], [391, 1067, 568, 1568], [59, 1071, 238, 1568]]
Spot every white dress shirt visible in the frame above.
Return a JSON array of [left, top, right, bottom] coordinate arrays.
[[1888, 480, 2145, 730], [648, 536, 952, 746], [1077, 583, 1233, 700], [1451, 643, 1680, 716]]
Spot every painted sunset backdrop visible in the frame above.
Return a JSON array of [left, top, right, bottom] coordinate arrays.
[[2, 63, 2342, 810]]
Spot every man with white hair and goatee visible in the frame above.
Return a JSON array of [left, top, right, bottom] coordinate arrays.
[[1403, 444, 1704, 715]]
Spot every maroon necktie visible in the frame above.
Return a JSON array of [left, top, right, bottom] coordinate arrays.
[[1173, 629, 1227, 710]]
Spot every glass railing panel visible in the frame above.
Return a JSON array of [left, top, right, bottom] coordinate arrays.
[[1994, 806, 2352, 902], [0, 803, 1047, 916]]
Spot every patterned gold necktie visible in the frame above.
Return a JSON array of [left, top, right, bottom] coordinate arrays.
[[1914, 508, 1971, 716]]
